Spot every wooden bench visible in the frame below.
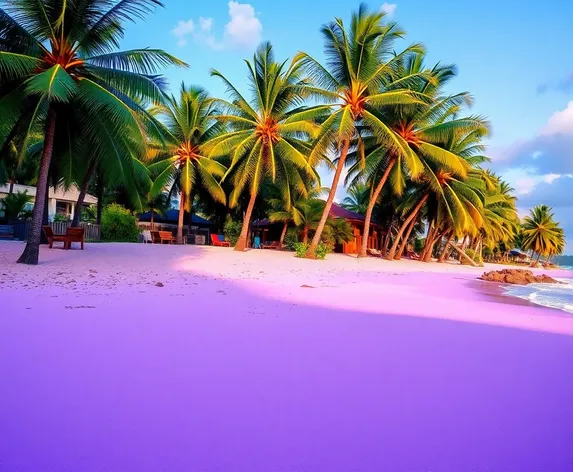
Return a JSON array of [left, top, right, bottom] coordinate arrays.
[[158, 231, 176, 244], [0, 225, 14, 240], [43, 226, 85, 250], [262, 241, 280, 250]]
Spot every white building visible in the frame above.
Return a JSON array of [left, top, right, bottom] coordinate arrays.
[[0, 183, 97, 221]]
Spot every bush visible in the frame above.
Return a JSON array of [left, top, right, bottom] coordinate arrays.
[[462, 248, 484, 266], [223, 220, 242, 246], [293, 241, 331, 260], [53, 213, 70, 223], [283, 228, 299, 251], [101, 204, 140, 242], [414, 237, 424, 254]]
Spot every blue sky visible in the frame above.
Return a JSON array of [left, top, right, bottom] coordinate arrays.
[[122, 0, 573, 250]]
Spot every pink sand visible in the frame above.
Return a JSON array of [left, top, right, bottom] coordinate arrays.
[[1, 242, 572, 471]]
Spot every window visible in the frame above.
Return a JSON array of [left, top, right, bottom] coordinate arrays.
[[56, 201, 69, 215]]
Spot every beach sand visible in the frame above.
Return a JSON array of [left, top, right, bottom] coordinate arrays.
[[1, 242, 572, 471]]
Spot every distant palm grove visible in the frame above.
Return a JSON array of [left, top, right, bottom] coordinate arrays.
[[0, 1, 565, 264]]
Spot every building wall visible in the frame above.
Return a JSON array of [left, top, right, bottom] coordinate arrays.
[[0, 184, 97, 222]]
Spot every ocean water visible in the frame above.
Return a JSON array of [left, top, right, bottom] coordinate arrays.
[[504, 278, 573, 313]]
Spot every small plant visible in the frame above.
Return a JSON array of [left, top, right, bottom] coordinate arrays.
[[53, 213, 70, 223], [223, 220, 242, 246], [101, 204, 141, 242], [0, 190, 32, 221], [283, 228, 299, 251], [294, 241, 330, 260]]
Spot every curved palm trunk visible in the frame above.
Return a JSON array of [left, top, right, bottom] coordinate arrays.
[[302, 226, 309, 244], [307, 140, 350, 258], [437, 232, 453, 263], [177, 192, 186, 244], [421, 224, 438, 262], [279, 221, 288, 249], [358, 159, 396, 258], [18, 109, 56, 265], [387, 194, 429, 260], [395, 214, 418, 260], [235, 191, 257, 252], [71, 158, 96, 227]]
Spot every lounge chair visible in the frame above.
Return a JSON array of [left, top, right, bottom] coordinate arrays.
[[43, 226, 84, 250], [210, 234, 231, 247], [367, 248, 382, 257], [262, 241, 279, 250]]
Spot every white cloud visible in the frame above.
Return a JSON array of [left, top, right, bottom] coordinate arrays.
[[172, 19, 194, 47], [172, 2, 262, 50], [381, 3, 397, 16], [199, 17, 213, 32], [224, 1, 262, 48], [540, 100, 573, 136]]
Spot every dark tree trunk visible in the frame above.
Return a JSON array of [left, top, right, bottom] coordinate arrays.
[[71, 158, 96, 227], [307, 140, 350, 258], [96, 173, 103, 225], [358, 159, 395, 258], [420, 223, 437, 262], [279, 221, 288, 249], [302, 225, 309, 244], [8, 180, 14, 195], [235, 191, 257, 251], [18, 109, 56, 265]]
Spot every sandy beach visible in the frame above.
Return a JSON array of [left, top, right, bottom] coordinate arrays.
[[1, 242, 572, 471]]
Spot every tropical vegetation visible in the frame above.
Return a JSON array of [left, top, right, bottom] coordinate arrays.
[[0, 1, 566, 264]]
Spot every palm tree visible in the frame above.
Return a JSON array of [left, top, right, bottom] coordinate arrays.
[[323, 217, 354, 246], [0, 0, 186, 264], [297, 4, 426, 258], [522, 205, 564, 264], [144, 192, 169, 230], [341, 182, 370, 214], [206, 42, 319, 251], [0, 190, 32, 221], [147, 85, 226, 243]]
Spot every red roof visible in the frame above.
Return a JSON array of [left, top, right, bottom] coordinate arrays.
[[329, 203, 365, 222]]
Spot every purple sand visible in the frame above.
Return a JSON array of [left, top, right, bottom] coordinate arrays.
[[1, 247, 573, 471]]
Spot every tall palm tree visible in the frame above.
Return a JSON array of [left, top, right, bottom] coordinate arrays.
[[147, 84, 226, 243], [0, 0, 186, 264], [206, 42, 320, 251], [522, 205, 564, 264], [297, 4, 426, 257]]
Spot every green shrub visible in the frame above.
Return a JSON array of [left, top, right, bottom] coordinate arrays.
[[294, 241, 330, 260], [101, 204, 140, 242], [462, 248, 484, 266], [414, 237, 424, 254], [294, 242, 308, 258], [53, 213, 69, 223], [223, 220, 242, 246], [283, 228, 299, 251]]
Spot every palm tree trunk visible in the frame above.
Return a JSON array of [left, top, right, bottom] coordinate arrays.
[[18, 109, 56, 265], [302, 225, 309, 244], [358, 159, 395, 258], [307, 140, 350, 258], [279, 221, 288, 249], [395, 214, 418, 260], [8, 180, 14, 195], [177, 191, 185, 244], [235, 191, 257, 252], [71, 158, 96, 227], [437, 232, 453, 263], [96, 173, 103, 225], [387, 194, 429, 260], [421, 223, 437, 262], [151, 212, 154, 231]]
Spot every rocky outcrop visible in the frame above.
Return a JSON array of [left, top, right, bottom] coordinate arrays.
[[480, 269, 558, 285]]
